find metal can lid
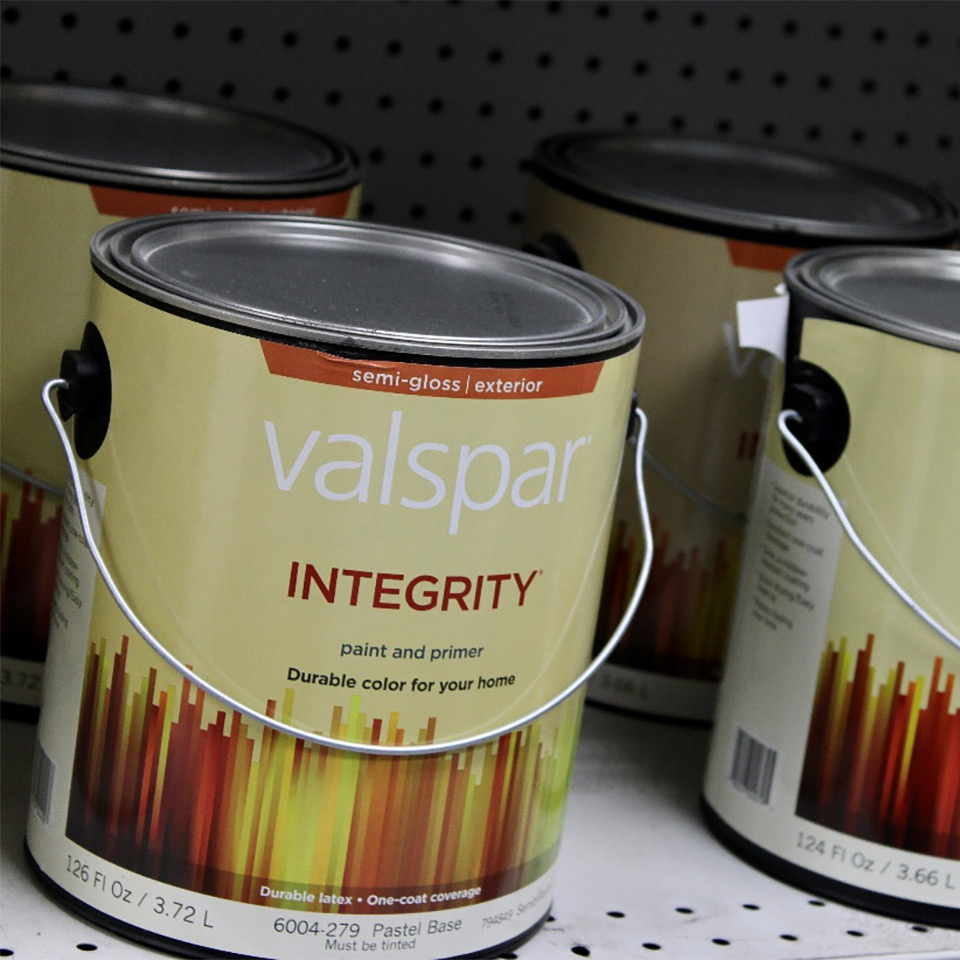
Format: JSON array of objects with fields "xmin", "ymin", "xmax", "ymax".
[
  {"xmin": 0, "ymin": 82, "xmax": 360, "ymax": 196},
  {"xmin": 785, "ymin": 247, "xmax": 960, "ymax": 351},
  {"xmin": 532, "ymin": 132, "xmax": 958, "ymax": 247},
  {"xmin": 92, "ymin": 214, "xmax": 644, "ymax": 360}
]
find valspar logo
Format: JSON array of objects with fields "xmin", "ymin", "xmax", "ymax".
[{"xmin": 265, "ymin": 411, "xmax": 591, "ymax": 534}]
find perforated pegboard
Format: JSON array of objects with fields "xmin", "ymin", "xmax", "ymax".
[{"xmin": 1, "ymin": 0, "xmax": 957, "ymax": 248}]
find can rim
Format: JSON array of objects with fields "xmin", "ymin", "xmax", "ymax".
[
  {"xmin": 784, "ymin": 246, "xmax": 960, "ymax": 351},
  {"xmin": 92, "ymin": 214, "xmax": 644, "ymax": 361},
  {"xmin": 0, "ymin": 82, "xmax": 361, "ymax": 197},
  {"xmin": 531, "ymin": 131, "xmax": 959, "ymax": 247}
]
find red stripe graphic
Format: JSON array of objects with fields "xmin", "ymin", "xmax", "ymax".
[
  {"xmin": 797, "ymin": 634, "xmax": 960, "ymax": 859},
  {"xmin": 90, "ymin": 185, "xmax": 354, "ymax": 218}
]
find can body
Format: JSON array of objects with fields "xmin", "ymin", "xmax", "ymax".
[
  {"xmin": 703, "ymin": 249, "xmax": 960, "ymax": 926},
  {"xmin": 27, "ymin": 216, "xmax": 642, "ymax": 957},
  {"xmin": 0, "ymin": 85, "xmax": 361, "ymax": 715},
  {"xmin": 525, "ymin": 133, "xmax": 958, "ymax": 721},
  {"xmin": 526, "ymin": 185, "xmax": 795, "ymax": 719}
]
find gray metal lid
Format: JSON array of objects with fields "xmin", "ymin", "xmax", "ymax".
[
  {"xmin": 532, "ymin": 132, "xmax": 958, "ymax": 247},
  {"xmin": 0, "ymin": 82, "xmax": 360, "ymax": 195},
  {"xmin": 92, "ymin": 214, "xmax": 643, "ymax": 360},
  {"xmin": 785, "ymin": 247, "xmax": 960, "ymax": 351}
]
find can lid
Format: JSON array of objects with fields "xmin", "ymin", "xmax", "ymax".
[
  {"xmin": 92, "ymin": 214, "xmax": 644, "ymax": 360},
  {"xmin": 532, "ymin": 132, "xmax": 958, "ymax": 247},
  {"xmin": 785, "ymin": 247, "xmax": 960, "ymax": 351},
  {"xmin": 0, "ymin": 82, "xmax": 360, "ymax": 196}
]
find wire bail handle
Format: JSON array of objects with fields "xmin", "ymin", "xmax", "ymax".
[
  {"xmin": 43, "ymin": 377, "xmax": 654, "ymax": 757},
  {"xmin": 778, "ymin": 409, "xmax": 959, "ymax": 653}
]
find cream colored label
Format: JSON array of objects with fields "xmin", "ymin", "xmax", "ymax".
[
  {"xmin": 76, "ymin": 276, "xmax": 639, "ymax": 743},
  {"xmin": 525, "ymin": 181, "xmax": 795, "ymax": 701},
  {"xmin": 0, "ymin": 165, "xmax": 360, "ymax": 695},
  {"xmin": 705, "ymin": 320, "xmax": 960, "ymax": 909}
]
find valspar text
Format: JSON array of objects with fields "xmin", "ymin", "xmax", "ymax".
[{"xmin": 265, "ymin": 411, "xmax": 592, "ymax": 534}]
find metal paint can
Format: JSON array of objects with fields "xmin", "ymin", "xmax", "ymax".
[
  {"xmin": 703, "ymin": 247, "xmax": 959, "ymax": 926},
  {"xmin": 524, "ymin": 132, "xmax": 958, "ymax": 721},
  {"xmin": 27, "ymin": 214, "xmax": 644, "ymax": 958},
  {"xmin": 0, "ymin": 82, "xmax": 361, "ymax": 716}
]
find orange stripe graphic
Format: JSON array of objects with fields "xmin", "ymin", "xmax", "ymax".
[{"xmin": 260, "ymin": 341, "xmax": 605, "ymax": 399}]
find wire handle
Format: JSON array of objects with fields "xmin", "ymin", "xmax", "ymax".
[
  {"xmin": 778, "ymin": 410, "xmax": 959, "ymax": 653},
  {"xmin": 43, "ymin": 377, "xmax": 654, "ymax": 756}
]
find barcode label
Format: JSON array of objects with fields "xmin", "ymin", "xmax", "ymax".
[
  {"xmin": 31, "ymin": 743, "xmax": 55, "ymax": 825},
  {"xmin": 730, "ymin": 727, "xmax": 777, "ymax": 806}
]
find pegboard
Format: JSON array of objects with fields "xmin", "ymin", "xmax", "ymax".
[{"xmin": 1, "ymin": 0, "xmax": 957, "ymax": 248}]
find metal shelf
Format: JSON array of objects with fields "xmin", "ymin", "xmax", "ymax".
[{"xmin": 3, "ymin": 710, "xmax": 957, "ymax": 959}]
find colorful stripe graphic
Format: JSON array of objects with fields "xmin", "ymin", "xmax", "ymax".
[
  {"xmin": 797, "ymin": 634, "xmax": 960, "ymax": 859},
  {"xmin": 1, "ymin": 477, "xmax": 63, "ymax": 659},
  {"xmin": 67, "ymin": 635, "xmax": 580, "ymax": 911},
  {"xmin": 596, "ymin": 517, "xmax": 740, "ymax": 680}
]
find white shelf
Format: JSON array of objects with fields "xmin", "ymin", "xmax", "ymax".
[{"xmin": 2, "ymin": 710, "xmax": 957, "ymax": 960}]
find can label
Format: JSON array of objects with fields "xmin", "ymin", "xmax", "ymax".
[
  {"xmin": 704, "ymin": 318, "xmax": 960, "ymax": 909},
  {"xmin": 28, "ymin": 276, "xmax": 639, "ymax": 955},
  {"xmin": 0, "ymin": 168, "xmax": 361, "ymax": 707},
  {"xmin": 525, "ymin": 180, "xmax": 798, "ymax": 717}
]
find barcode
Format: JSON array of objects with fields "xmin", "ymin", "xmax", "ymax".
[
  {"xmin": 730, "ymin": 727, "xmax": 777, "ymax": 806},
  {"xmin": 31, "ymin": 743, "xmax": 55, "ymax": 825}
]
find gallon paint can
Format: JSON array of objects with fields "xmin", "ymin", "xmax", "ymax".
[
  {"xmin": 703, "ymin": 247, "xmax": 960, "ymax": 927},
  {"xmin": 0, "ymin": 82, "xmax": 361, "ymax": 717},
  {"xmin": 27, "ymin": 214, "xmax": 644, "ymax": 958},
  {"xmin": 524, "ymin": 132, "xmax": 958, "ymax": 721}
]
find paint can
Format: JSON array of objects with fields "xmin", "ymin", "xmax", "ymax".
[
  {"xmin": 0, "ymin": 82, "xmax": 361, "ymax": 717},
  {"xmin": 703, "ymin": 247, "xmax": 960, "ymax": 927},
  {"xmin": 524, "ymin": 132, "xmax": 958, "ymax": 721},
  {"xmin": 27, "ymin": 214, "xmax": 645, "ymax": 958}
]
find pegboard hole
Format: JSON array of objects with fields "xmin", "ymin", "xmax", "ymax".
[
  {"xmin": 282, "ymin": 31, "xmax": 298, "ymax": 47},
  {"xmin": 219, "ymin": 82, "xmax": 236, "ymax": 99},
  {"xmin": 172, "ymin": 22, "xmax": 189, "ymax": 38},
  {"xmin": 273, "ymin": 87, "xmax": 290, "ymax": 102},
  {"xmin": 335, "ymin": 35, "xmax": 351, "ymax": 52},
  {"xmin": 0, "ymin": 949, "xmax": 13, "ymax": 957},
  {"xmin": 675, "ymin": 907, "xmax": 695, "ymax": 914},
  {"xmin": 109, "ymin": 74, "xmax": 126, "ymax": 88},
  {"xmin": 228, "ymin": 26, "xmax": 245, "ymax": 43},
  {"xmin": 2, "ymin": 6, "xmax": 19, "ymax": 23},
  {"xmin": 780, "ymin": 934, "xmax": 799, "ymax": 941},
  {"xmin": 912, "ymin": 925, "xmax": 930, "ymax": 933},
  {"xmin": 690, "ymin": 11, "xmax": 707, "ymax": 27},
  {"xmin": 808, "ymin": 900, "xmax": 827, "ymax": 907},
  {"xmin": 606, "ymin": 910, "xmax": 625, "ymax": 918},
  {"xmin": 571, "ymin": 947, "xmax": 591, "ymax": 958},
  {"xmin": 741, "ymin": 904, "xmax": 760, "ymax": 911},
  {"xmin": 712, "ymin": 939, "xmax": 731, "ymax": 947},
  {"xmin": 782, "ymin": 19, "xmax": 799, "ymax": 35},
  {"xmin": 76, "ymin": 946, "xmax": 98, "ymax": 953},
  {"xmin": 117, "ymin": 17, "xmax": 134, "ymax": 34},
  {"xmin": 53, "ymin": 69, "xmax": 70, "ymax": 82},
  {"xmin": 165, "ymin": 78, "xmax": 181, "ymax": 94},
  {"xmin": 846, "ymin": 930, "xmax": 865, "ymax": 938},
  {"xmin": 643, "ymin": 945, "xmax": 662, "ymax": 952},
  {"xmin": 60, "ymin": 12, "xmax": 77, "ymax": 28}
]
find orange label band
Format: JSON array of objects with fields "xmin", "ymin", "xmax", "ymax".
[
  {"xmin": 90, "ymin": 184, "xmax": 354, "ymax": 218},
  {"xmin": 260, "ymin": 341, "xmax": 604, "ymax": 399}
]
